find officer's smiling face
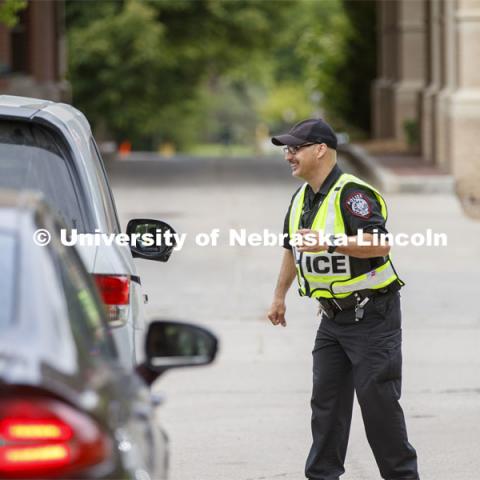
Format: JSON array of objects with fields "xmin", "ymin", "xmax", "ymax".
[{"xmin": 285, "ymin": 144, "xmax": 322, "ymax": 180}]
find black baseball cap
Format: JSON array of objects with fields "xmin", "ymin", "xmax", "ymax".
[{"xmin": 271, "ymin": 118, "xmax": 338, "ymax": 150}]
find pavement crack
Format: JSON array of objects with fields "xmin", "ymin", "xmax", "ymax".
[
  {"xmin": 243, "ymin": 473, "xmax": 299, "ymax": 480},
  {"xmin": 439, "ymin": 387, "xmax": 480, "ymax": 394}
]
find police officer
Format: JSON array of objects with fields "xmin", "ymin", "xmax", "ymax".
[{"xmin": 267, "ymin": 119, "xmax": 419, "ymax": 480}]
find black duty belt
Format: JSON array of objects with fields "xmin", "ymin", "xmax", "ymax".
[{"xmin": 317, "ymin": 282, "xmax": 400, "ymax": 322}]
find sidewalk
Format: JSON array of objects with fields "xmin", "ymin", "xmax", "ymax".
[{"xmin": 338, "ymin": 143, "xmax": 454, "ymax": 194}]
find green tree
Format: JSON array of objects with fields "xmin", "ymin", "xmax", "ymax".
[
  {"xmin": 262, "ymin": 0, "xmax": 376, "ymax": 136},
  {"xmin": 66, "ymin": 0, "xmax": 376, "ymax": 148},
  {"xmin": 68, "ymin": 1, "xmax": 170, "ymax": 145},
  {"xmin": 258, "ymin": 83, "xmax": 314, "ymax": 132},
  {"xmin": 0, "ymin": 0, "xmax": 26, "ymax": 27},
  {"xmin": 337, "ymin": 0, "xmax": 377, "ymax": 134},
  {"xmin": 258, "ymin": 0, "xmax": 350, "ymax": 132},
  {"xmin": 67, "ymin": 0, "xmax": 292, "ymax": 148}
]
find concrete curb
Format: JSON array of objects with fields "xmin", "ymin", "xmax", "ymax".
[{"xmin": 338, "ymin": 143, "xmax": 455, "ymax": 194}]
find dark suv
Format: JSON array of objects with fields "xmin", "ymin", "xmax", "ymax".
[{"xmin": 0, "ymin": 191, "xmax": 217, "ymax": 479}]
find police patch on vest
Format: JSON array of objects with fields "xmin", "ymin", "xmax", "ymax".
[{"xmin": 344, "ymin": 191, "xmax": 372, "ymax": 218}]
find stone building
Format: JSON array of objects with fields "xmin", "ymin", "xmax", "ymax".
[
  {"xmin": 0, "ymin": 0, "xmax": 68, "ymax": 101},
  {"xmin": 372, "ymin": 0, "xmax": 480, "ymax": 214}
]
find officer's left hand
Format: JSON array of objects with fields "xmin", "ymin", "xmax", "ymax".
[{"xmin": 296, "ymin": 229, "xmax": 329, "ymax": 253}]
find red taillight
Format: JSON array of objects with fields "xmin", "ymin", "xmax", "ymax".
[
  {"xmin": 94, "ymin": 275, "xmax": 130, "ymax": 327},
  {"xmin": 94, "ymin": 275, "xmax": 130, "ymax": 305},
  {"xmin": 0, "ymin": 397, "xmax": 111, "ymax": 479},
  {"xmin": 0, "ymin": 419, "xmax": 72, "ymax": 442}
]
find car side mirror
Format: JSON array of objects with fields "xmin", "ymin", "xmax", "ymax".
[
  {"xmin": 126, "ymin": 219, "xmax": 176, "ymax": 262},
  {"xmin": 136, "ymin": 320, "xmax": 218, "ymax": 385}
]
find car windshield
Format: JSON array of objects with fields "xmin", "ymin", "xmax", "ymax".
[
  {"xmin": 0, "ymin": 231, "xmax": 16, "ymax": 327},
  {"xmin": 0, "ymin": 121, "xmax": 86, "ymax": 231}
]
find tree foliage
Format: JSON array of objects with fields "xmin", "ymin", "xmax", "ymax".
[
  {"xmin": 66, "ymin": 0, "xmax": 292, "ymax": 147},
  {"xmin": 68, "ymin": 1, "xmax": 170, "ymax": 144},
  {"xmin": 338, "ymin": 0, "xmax": 377, "ymax": 134},
  {"xmin": 66, "ymin": 0, "xmax": 376, "ymax": 148},
  {"xmin": 0, "ymin": 0, "xmax": 26, "ymax": 27},
  {"xmin": 263, "ymin": 0, "xmax": 376, "ymax": 136},
  {"xmin": 260, "ymin": 0, "xmax": 351, "ymax": 132}
]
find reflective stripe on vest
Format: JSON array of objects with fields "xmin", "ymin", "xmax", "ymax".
[
  {"xmin": 288, "ymin": 173, "xmax": 400, "ymax": 299},
  {"xmin": 289, "ymin": 184, "xmax": 308, "ymax": 293}
]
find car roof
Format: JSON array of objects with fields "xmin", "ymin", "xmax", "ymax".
[
  {"xmin": 0, "ymin": 95, "xmax": 118, "ymax": 233},
  {"xmin": 0, "ymin": 95, "xmax": 52, "ymax": 110},
  {"xmin": 0, "ymin": 95, "xmax": 91, "ymax": 136}
]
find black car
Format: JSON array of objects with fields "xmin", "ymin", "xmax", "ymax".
[{"xmin": 0, "ymin": 191, "xmax": 218, "ymax": 479}]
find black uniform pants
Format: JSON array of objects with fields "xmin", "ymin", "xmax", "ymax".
[{"xmin": 305, "ymin": 291, "xmax": 419, "ymax": 480}]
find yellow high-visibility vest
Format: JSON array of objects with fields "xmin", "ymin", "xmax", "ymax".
[{"xmin": 288, "ymin": 173, "xmax": 401, "ymax": 299}]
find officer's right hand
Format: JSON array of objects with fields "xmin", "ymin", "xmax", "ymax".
[{"xmin": 267, "ymin": 299, "xmax": 287, "ymax": 327}]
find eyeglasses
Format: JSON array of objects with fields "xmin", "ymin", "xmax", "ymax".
[{"xmin": 282, "ymin": 143, "xmax": 316, "ymax": 155}]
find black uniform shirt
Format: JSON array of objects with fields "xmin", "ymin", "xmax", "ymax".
[{"xmin": 282, "ymin": 164, "xmax": 389, "ymax": 277}]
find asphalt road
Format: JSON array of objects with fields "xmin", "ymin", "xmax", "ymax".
[{"xmin": 108, "ymin": 153, "xmax": 480, "ymax": 480}]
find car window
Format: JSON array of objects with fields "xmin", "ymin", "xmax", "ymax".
[
  {"xmin": 47, "ymin": 224, "xmax": 118, "ymax": 362},
  {"xmin": 0, "ymin": 121, "xmax": 87, "ymax": 232},
  {"xmin": 89, "ymin": 139, "xmax": 120, "ymax": 234},
  {"xmin": 0, "ymin": 231, "xmax": 16, "ymax": 328}
]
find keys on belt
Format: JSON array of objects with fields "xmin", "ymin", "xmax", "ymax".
[
  {"xmin": 317, "ymin": 293, "xmax": 371, "ymax": 322},
  {"xmin": 317, "ymin": 284, "xmax": 399, "ymax": 322},
  {"xmin": 354, "ymin": 296, "xmax": 370, "ymax": 321}
]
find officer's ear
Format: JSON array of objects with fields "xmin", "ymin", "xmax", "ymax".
[{"xmin": 316, "ymin": 143, "xmax": 328, "ymax": 159}]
